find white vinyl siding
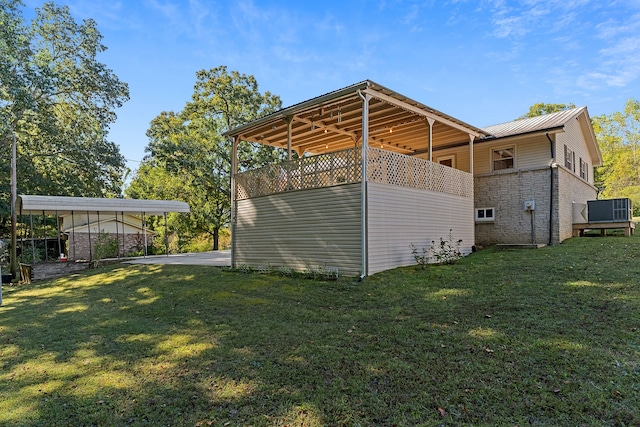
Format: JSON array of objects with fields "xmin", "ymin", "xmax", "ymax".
[
  {"xmin": 367, "ymin": 182, "xmax": 475, "ymax": 275},
  {"xmin": 557, "ymin": 117, "xmax": 593, "ymax": 184},
  {"xmin": 235, "ymin": 184, "xmax": 362, "ymax": 276},
  {"xmin": 474, "ymin": 136, "xmax": 551, "ymax": 175}
]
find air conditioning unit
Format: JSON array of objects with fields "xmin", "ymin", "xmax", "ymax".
[{"xmin": 587, "ymin": 198, "xmax": 632, "ymax": 222}]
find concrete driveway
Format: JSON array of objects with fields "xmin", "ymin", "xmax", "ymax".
[{"xmin": 125, "ymin": 250, "xmax": 231, "ymax": 266}]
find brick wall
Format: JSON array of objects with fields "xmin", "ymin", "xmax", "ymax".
[
  {"xmin": 474, "ymin": 166, "xmax": 597, "ymax": 246},
  {"xmin": 557, "ymin": 167, "xmax": 598, "ymax": 241},
  {"xmin": 474, "ymin": 167, "xmax": 553, "ymax": 245}
]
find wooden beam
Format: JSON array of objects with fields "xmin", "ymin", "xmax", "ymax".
[
  {"xmin": 362, "ymin": 88, "xmax": 482, "ymax": 137},
  {"xmin": 292, "ymin": 116, "xmax": 357, "ymax": 141}
]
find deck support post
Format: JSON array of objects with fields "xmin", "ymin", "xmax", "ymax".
[
  {"xmin": 286, "ymin": 116, "xmax": 293, "ymax": 161},
  {"xmin": 358, "ymin": 90, "xmax": 371, "ymax": 277},
  {"xmin": 230, "ymin": 136, "xmax": 239, "ymax": 269},
  {"xmin": 427, "ymin": 117, "xmax": 435, "ymax": 162},
  {"xmin": 469, "ymin": 134, "xmax": 475, "ymax": 176}
]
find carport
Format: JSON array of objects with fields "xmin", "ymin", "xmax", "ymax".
[{"xmin": 16, "ymin": 195, "xmax": 190, "ymax": 266}]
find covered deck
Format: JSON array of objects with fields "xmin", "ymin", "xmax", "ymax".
[{"xmin": 225, "ymin": 81, "xmax": 489, "ymax": 276}]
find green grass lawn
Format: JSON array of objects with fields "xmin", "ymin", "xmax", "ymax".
[{"xmin": 1, "ymin": 236, "xmax": 639, "ymax": 426}]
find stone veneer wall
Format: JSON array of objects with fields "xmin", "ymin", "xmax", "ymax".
[
  {"xmin": 474, "ymin": 166, "xmax": 598, "ymax": 246},
  {"xmin": 67, "ymin": 232, "xmax": 152, "ymax": 261},
  {"xmin": 474, "ymin": 167, "xmax": 555, "ymax": 246}
]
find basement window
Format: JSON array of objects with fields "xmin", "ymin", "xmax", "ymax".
[{"xmin": 475, "ymin": 207, "xmax": 495, "ymax": 223}]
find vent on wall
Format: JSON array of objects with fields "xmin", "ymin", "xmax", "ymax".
[
  {"xmin": 572, "ymin": 202, "xmax": 587, "ymax": 224},
  {"xmin": 587, "ymin": 199, "xmax": 632, "ymax": 222}
]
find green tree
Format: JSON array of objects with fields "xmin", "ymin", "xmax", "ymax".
[
  {"xmin": 1, "ymin": 0, "xmax": 129, "ymax": 216},
  {"xmin": 127, "ymin": 66, "xmax": 284, "ymax": 250},
  {"xmin": 518, "ymin": 102, "xmax": 576, "ymax": 119},
  {"xmin": 593, "ymin": 99, "xmax": 640, "ymax": 216}
]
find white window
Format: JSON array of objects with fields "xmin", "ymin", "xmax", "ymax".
[
  {"xmin": 564, "ymin": 145, "xmax": 575, "ymax": 172},
  {"xmin": 475, "ymin": 207, "xmax": 495, "ymax": 223},
  {"xmin": 492, "ymin": 147, "xmax": 514, "ymax": 171},
  {"xmin": 437, "ymin": 155, "xmax": 456, "ymax": 168},
  {"xmin": 580, "ymin": 158, "xmax": 589, "ymax": 181}
]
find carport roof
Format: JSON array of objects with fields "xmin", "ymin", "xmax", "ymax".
[{"xmin": 17, "ymin": 195, "xmax": 190, "ymax": 216}]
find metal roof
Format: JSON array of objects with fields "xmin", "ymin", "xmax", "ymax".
[
  {"xmin": 17, "ymin": 195, "xmax": 190, "ymax": 215},
  {"xmin": 480, "ymin": 107, "xmax": 602, "ymax": 166},
  {"xmin": 481, "ymin": 107, "xmax": 586, "ymax": 138}
]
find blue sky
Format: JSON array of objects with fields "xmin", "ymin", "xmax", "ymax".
[{"xmin": 23, "ymin": 0, "xmax": 640, "ymax": 174}]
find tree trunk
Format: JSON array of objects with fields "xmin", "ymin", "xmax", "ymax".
[{"xmin": 212, "ymin": 227, "xmax": 219, "ymax": 251}]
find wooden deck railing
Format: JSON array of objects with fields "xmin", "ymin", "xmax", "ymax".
[{"xmin": 235, "ymin": 147, "xmax": 473, "ymax": 200}]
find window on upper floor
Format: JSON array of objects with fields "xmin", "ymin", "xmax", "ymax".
[
  {"xmin": 437, "ymin": 155, "xmax": 456, "ymax": 168},
  {"xmin": 564, "ymin": 145, "xmax": 575, "ymax": 172},
  {"xmin": 492, "ymin": 147, "xmax": 514, "ymax": 171},
  {"xmin": 580, "ymin": 157, "xmax": 589, "ymax": 181}
]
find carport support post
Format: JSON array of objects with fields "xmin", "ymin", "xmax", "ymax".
[
  {"xmin": 56, "ymin": 210, "xmax": 62, "ymax": 260},
  {"xmin": 230, "ymin": 136, "xmax": 239, "ymax": 269},
  {"xmin": 42, "ymin": 210, "xmax": 47, "ymax": 262},
  {"xmin": 164, "ymin": 212, "xmax": 169, "ymax": 256},
  {"xmin": 120, "ymin": 211, "xmax": 125, "ymax": 258},
  {"xmin": 87, "ymin": 211, "xmax": 93, "ymax": 261},
  {"xmin": 142, "ymin": 212, "xmax": 147, "ymax": 257},
  {"xmin": 29, "ymin": 212, "xmax": 35, "ymax": 264},
  {"xmin": 71, "ymin": 211, "xmax": 76, "ymax": 261}
]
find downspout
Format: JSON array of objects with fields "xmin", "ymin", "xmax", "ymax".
[
  {"xmin": 357, "ymin": 89, "xmax": 370, "ymax": 279},
  {"xmin": 546, "ymin": 132, "xmax": 555, "ymax": 246}
]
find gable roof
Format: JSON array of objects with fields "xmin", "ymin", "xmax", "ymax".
[
  {"xmin": 481, "ymin": 107, "xmax": 603, "ymax": 166},
  {"xmin": 61, "ymin": 216, "xmax": 156, "ymax": 235}
]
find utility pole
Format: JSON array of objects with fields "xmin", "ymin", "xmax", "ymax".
[{"xmin": 10, "ymin": 131, "xmax": 17, "ymax": 279}]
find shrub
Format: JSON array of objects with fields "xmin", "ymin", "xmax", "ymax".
[
  {"xmin": 93, "ymin": 232, "xmax": 118, "ymax": 264},
  {"xmin": 430, "ymin": 229, "xmax": 463, "ymax": 265},
  {"xmin": 410, "ymin": 243, "xmax": 430, "ymax": 269},
  {"xmin": 411, "ymin": 229, "xmax": 463, "ymax": 267}
]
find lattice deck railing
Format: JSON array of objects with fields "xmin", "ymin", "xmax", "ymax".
[
  {"xmin": 367, "ymin": 148, "xmax": 473, "ymax": 198},
  {"xmin": 235, "ymin": 147, "xmax": 473, "ymax": 200}
]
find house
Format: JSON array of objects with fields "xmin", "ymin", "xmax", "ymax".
[
  {"xmin": 471, "ymin": 107, "xmax": 602, "ymax": 246},
  {"xmin": 61, "ymin": 213, "xmax": 155, "ymax": 260},
  {"xmin": 224, "ymin": 81, "xmax": 602, "ymax": 276}
]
